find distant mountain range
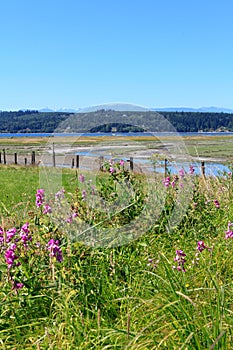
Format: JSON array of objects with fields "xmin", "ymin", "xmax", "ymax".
[
  {"xmin": 153, "ymin": 106, "xmax": 233, "ymax": 113},
  {"xmin": 38, "ymin": 103, "xmax": 233, "ymax": 114}
]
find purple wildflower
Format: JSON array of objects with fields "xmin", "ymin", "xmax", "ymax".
[
  {"xmin": 173, "ymin": 249, "xmax": 186, "ymax": 272},
  {"xmin": 55, "ymin": 189, "xmax": 65, "ymax": 199},
  {"xmin": 179, "ymin": 168, "xmax": 185, "ymax": 178},
  {"xmin": 5, "ymin": 246, "xmax": 18, "ymax": 269},
  {"xmin": 43, "ymin": 204, "xmax": 52, "ymax": 214},
  {"xmin": 171, "ymin": 175, "xmax": 178, "ymax": 188},
  {"xmin": 9, "ymin": 242, "xmax": 17, "ymax": 250},
  {"xmin": 225, "ymin": 222, "xmax": 233, "ymax": 239},
  {"xmin": 79, "ymin": 174, "xmax": 85, "ymax": 183},
  {"xmin": 189, "ymin": 165, "xmax": 195, "ymax": 175},
  {"xmin": 6, "ymin": 228, "xmax": 17, "ymax": 243},
  {"xmin": 213, "ymin": 199, "xmax": 220, "ymax": 209},
  {"xmin": 197, "ymin": 240, "xmax": 207, "ymax": 252},
  {"xmin": 66, "ymin": 216, "xmax": 72, "ymax": 224},
  {"xmin": 47, "ymin": 239, "xmax": 63, "ymax": 262},
  {"xmin": 109, "ymin": 167, "xmax": 115, "ymax": 174},
  {"xmin": 193, "ymin": 240, "xmax": 212, "ymax": 265},
  {"xmin": 21, "ymin": 223, "xmax": 29, "ymax": 234},
  {"xmin": 119, "ymin": 159, "xmax": 124, "ymax": 166},
  {"xmin": 36, "ymin": 189, "xmax": 45, "ymax": 208},
  {"xmin": 82, "ymin": 190, "xmax": 87, "ymax": 199},
  {"xmin": 0, "ymin": 227, "xmax": 4, "ymax": 245},
  {"xmin": 66, "ymin": 212, "xmax": 77, "ymax": 224},
  {"xmin": 12, "ymin": 281, "xmax": 24, "ymax": 290},
  {"xmin": 162, "ymin": 176, "xmax": 171, "ymax": 188},
  {"xmin": 20, "ymin": 223, "xmax": 31, "ymax": 244}
]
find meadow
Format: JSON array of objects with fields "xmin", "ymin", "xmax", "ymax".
[{"xmin": 0, "ymin": 157, "xmax": 233, "ymax": 349}]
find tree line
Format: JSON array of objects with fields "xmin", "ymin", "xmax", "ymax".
[{"xmin": 0, "ymin": 110, "xmax": 233, "ymax": 133}]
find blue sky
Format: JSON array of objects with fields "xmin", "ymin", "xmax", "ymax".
[{"xmin": 1, "ymin": 0, "xmax": 233, "ymax": 110}]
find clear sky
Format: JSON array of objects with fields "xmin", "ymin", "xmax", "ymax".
[{"xmin": 1, "ymin": 0, "xmax": 233, "ymax": 110}]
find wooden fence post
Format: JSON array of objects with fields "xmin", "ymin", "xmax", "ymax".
[
  {"xmin": 129, "ymin": 157, "xmax": 134, "ymax": 171},
  {"xmin": 25, "ymin": 158, "xmax": 27, "ymax": 166},
  {"xmin": 164, "ymin": 158, "xmax": 167, "ymax": 177},
  {"xmin": 14, "ymin": 153, "xmax": 17, "ymax": 165},
  {"xmin": 3, "ymin": 149, "xmax": 6, "ymax": 164},
  {"xmin": 201, "ymin": 161, "xmax": 205, "ymax": 177},
  {"xmin": 99, "ymin": 156, "xmax": 104, "ymax": 171},
  {"xmin": 71, "ymin": 158, "xmax": 74, "ymax": 168},
  {"xmin": 31, "ymin": 151, "xmax": 35, "ymax": 165},
  {"xmin": 76, "ymin": 155, "xmax": 79, "ymax": 168},
  {"xmin": 52, "ymin": 143, "xmax": 56, "ymax": 167}
]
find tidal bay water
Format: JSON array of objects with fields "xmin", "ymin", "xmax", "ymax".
[{"xmin": 1, "ymin": 131, "xmax": 233, "ymax": 138}]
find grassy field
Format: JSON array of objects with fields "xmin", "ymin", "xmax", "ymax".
[{"xmin": 0, "ymin": 162, "xmax": 233, "ymax": 348}]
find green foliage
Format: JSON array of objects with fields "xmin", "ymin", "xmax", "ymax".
[{"xmin": 1, "ymin": 165, "xmax": 233, "ymax": 348}]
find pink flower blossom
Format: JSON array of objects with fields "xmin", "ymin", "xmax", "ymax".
[
  {"xmin": 36, "ymin": 189, "xmax": 45, "ymax": 207},
  {"xmin": 20, "ymin": 223, "xmax": 31, "ymax": 244},
  {"xmin": 225, "ymin": 222, "xmax": 233, "ymax": 239},
  {"xmin": 55, "ymin": 189, "xmax": 65, "ymax": 199},
  {"xmin": 5, "ymin": 246, "xmax": 18, "ymax": 269},
  {"xmin": 13, "ymin": 281, "xmax": 24, "ymax": 290},
  {"xmin": 43, "ymin": 204, "xmax": 52, "ymax": 214},
  {"xmin": 79, "ymin": 174, "xmax": 85, "ymax": 183},
  {"xmin": 21, "ymin": 223, "xmax": 29, "ymax": 234},
  {"xmin": 6, "ymin": 228, "xmax": 17, "ymax": 243},
  {"xmin": 173, "ymin": 249, "xmax": 186, "ymax": 272},
  {"xmin": 66, "ymin": 212, "xmax": 78, "ymax": 224},
  {"xmin": 197, "ymin": 240, "xmax": 209, "ymax": 252},
  {"xmin": 179, "ymin": 168, "xmax": 185, "ymax": 178},
  {"xmin": 162, "ymin": 176, "xmax": 171, "ymax": 188},
  {"xmin": 47, "ymin": 239, "xmax": 63, "ymax": 262},
  {"xmin": 189, "ymin": 165, "xmax": 195, "ymax": 175}
]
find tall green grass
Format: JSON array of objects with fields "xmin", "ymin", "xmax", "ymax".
[{"xmin": 0, "ymin": 164, "xmax": 233, "ymax": 348}]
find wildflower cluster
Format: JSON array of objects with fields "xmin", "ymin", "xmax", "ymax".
[
  {"xmin": 193, "ymin": 240, "xmax": 212, "ymax": 265},
  {"xmin": 37, "ymin": 187, "xmax": 78, "ymax": 225},
  {"xmin": 162, "ymin": 166, "xmax": 195, "ymax": 189},
  {"xmin": 100, "ymin": 159, "xmax": 126, "ymax": 178},
  {"xmin": 36, "ymin": 189, "xmax": 44, "ymax": 207},
  {"xmin": 0, "ymin": 223, "xmax": 32, "ymax": 289},
  {"xmin": 0, "ymin": 189, "xmax": 67, "ymax": 291},
  {"xmin": 225, "ymin": 222, "xmax": 233, "ymax": 239},
  {"xmin": 173, "ymin": 249, "xmax": 187, "ymax": 272},
  {"xmin": 189, "ymin": 165, "xmax": 195, "ymax": 175},
  {"xmin": 172, "ymin": 240, "xmax": 212, "ymax": 272},
  {"xmin": 162, "ymin": 175, "xmax": 179, "ymax": 188},
  {"xmin": 47, "ymin": 239, "xmax": 63, "ymax": 262},
  {"xmin": 213, "ymin": 199, "xmax": 220, "ymax": 209},
  {"xmin": 36, "ymin": 189, "xmax": 52, "ymax": 214}
]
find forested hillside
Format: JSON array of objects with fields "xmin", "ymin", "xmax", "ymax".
[
  {"xmin": 0, "ymin": 110, "xmax": 69, "ymax": 133},
  {"xmin": 0, "ymin": 109, "xmax": 233, "ymax": 133}
]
